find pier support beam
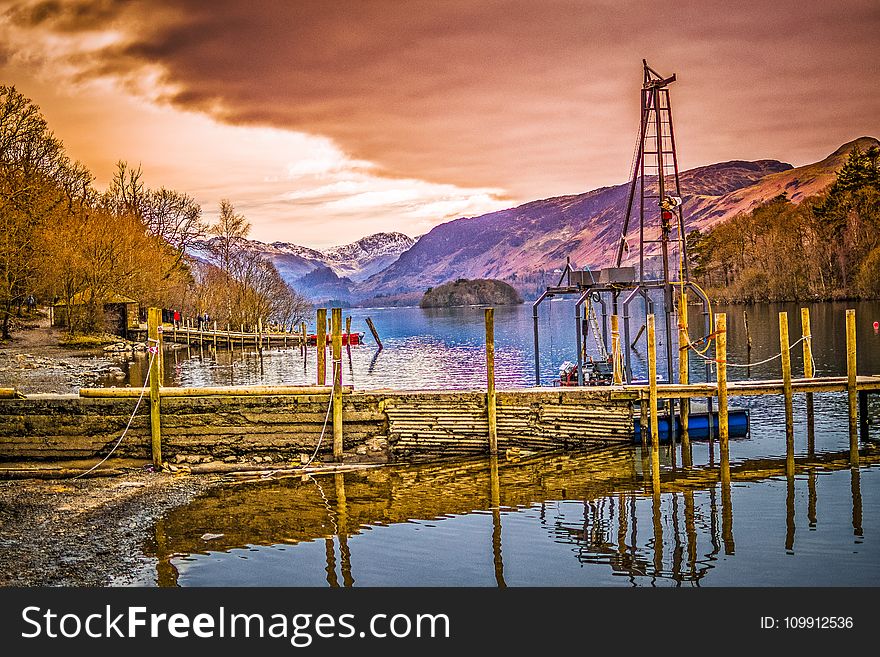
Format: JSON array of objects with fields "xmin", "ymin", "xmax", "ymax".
[
  {"xmin": 801, "ymin": 307, "xmax": 815, "ymax": 450},
  {"xmin": 647, "ymin": 314, "xmax": 660, "ymax": 492},
  {"xmin": 332, "ymin": 308, "xmax": 343, "ymax": 461},
  {"xmin": 716, "ymin": 313, "xmax": 729, "ymax": 463},
  {"xmin": 317, "ymin": 308, "xmax": 327, "ymax": 386},
  {"xmin": 679, "ymin": 290, "xmax": 691, "ymax": 465},
  {"xmin": 147, "ymin": 307, "xmax": 162, "ymax": 468},
  {"xmin": 485, "ymin": 308, "xmax": 498, "ymax": 455},
  {"xmin": 779, "ymin": 312, "xmax": 794, "ymax": 467},
  {"xmin": 847, "ymin": 308, "xmax": 858, "ymax": 465}
]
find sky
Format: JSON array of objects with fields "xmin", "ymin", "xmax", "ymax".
[{"xmin": 1, "ymin": 0, "xmax": 878, "ymax": 248}]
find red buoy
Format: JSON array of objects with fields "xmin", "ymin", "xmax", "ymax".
[{"xmin": 874, "ymin": 321, "xmax": 879, "ymax": 333}]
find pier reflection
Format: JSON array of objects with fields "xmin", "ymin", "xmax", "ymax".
[{"xmin": 150, "ymin": 443, "xmax": 878, "ymax": 587}]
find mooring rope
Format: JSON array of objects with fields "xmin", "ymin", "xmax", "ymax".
[
  {"xmin": 71, "ymin": 345, "xmax": 158, "ymax": 480},
  {"xmin": 302, "ymin": 358, "xmax": 340, "ymax": 468},
  {"xmin": 684, "ymin": 331, "xmax": 811, "ymax": 369}
]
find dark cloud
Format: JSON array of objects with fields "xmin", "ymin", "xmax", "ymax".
[
  {"xmin": 5, "ymin": 0, "xmax": 130, "ymax": 32},
  {"xmin": 7, "ymin": 0, "xmax": 880, "ymax": 198}
]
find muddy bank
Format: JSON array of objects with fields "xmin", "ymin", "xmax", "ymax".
[{"xmin": 0, "ymin": 462, "xmax": 221, "ymax": 586}]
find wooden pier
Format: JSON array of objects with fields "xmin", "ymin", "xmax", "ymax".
[
  {"xmin": 128, "ymin": 321, "xmax": 305, "ymax": 351},
  {"xmin": 0, "ymin": 306, "xmax": 877, "ymax": 486}
]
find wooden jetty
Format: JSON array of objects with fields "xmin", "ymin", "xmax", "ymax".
[
  {"xmin": 0, "ymin": 306, "xmax": 877, "ymax": 490},
  {"xmin": 128, "ymin": 320, "xmax": 305, "ymax": 351}
]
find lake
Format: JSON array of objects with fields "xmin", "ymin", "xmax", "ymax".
[{"xmin": 129, "ymin": 300, "xmax": 880, "ymax": 586}]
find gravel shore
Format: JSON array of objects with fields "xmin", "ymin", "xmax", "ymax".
[
  {"xmin": 0, "ymin": 464, "xmax": 221, "ymax": 586},
  {"xmin": 1, "ymin": 314, "xmax": 220, "ymax": 586}
]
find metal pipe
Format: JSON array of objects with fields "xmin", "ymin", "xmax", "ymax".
[
  {"xmin": 621, "ymin": 287, "xmax": 643, "ymax": 383},
  {"xmin": 532, "ymin": 291, "xmax": 549, "ymax": 386},
  {"xmin": 574, "ymin": 290, "xmax": 592, "ymax": 386}
]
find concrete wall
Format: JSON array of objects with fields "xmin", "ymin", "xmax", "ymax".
[{"xmin": 0, "ymin": 388, "xmax": 634, "ymax": 464}]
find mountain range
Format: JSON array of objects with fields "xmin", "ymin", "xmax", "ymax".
[{"xmin": 230, "ymin": 136, "xmax": 878, "ymax": 304}]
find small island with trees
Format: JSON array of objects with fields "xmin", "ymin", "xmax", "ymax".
[{"xmin": 420, "ymin": 278, "xmax": 523, "ymax": 308}]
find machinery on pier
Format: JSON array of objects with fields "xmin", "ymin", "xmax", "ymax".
[{"xmin": 533, "ymin": 60, "xmax": 711, "ymax": 386}]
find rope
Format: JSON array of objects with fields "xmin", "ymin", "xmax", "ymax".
[
  {"xmin": 684, "ymin": 331, "xmax": 810, "ymax": 368},
  {"xmin": 71, "ymin": 347, "xmax": 157, "ymax": 480},
  {"xmin": 302, "ymin": 358, "xmax": 339, "ymax": 467}
]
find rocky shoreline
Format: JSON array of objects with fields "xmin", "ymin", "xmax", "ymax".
[{"xmin": 0, "ymin": 315, "xmax": 140, "ymax": 394}]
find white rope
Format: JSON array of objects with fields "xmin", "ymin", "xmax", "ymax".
[
  {"xmin": 685, "ymin": 334, "xmax": 810, "ymax": 369},
  {"xmin": 71, "ymin": 347, "xmax": 157, "ymax": 480},
  {"xmin": 302, "ymin": 358, "xmax": 339, "ymax": 467}
]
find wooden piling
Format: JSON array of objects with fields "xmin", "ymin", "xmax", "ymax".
[
  {"xmin": 678, "ymin": 290, "xmax": 690, "ymax": 460},
  {"xmin": 610, "ymin": 314, "xmax": 622, "ymax": 384},
  {"xmin": 157, "ymin": 319, "xmax": 165, "ymax": 382},
  {"xmin": 317, "ymin": 308, "xmax": 327, "ymax": 385},
  {"xmin": 485, "ymin": 308, "xmax": 498, "ymax": 455},
  {"xmin": 647, "ymin": 314, "xmax": 660, "ymax": 450},
  {"xmin": 846, "ymin": 308, "xmax": 858, "ymax": 462},
  {"xmin": 716, "ymin": 313, "xmax": 729, "ymax": 461},
  {"xmin": 331, "ymin": 308, "xmax": 343, "ymax": 461},
  {"xmin": 365, "ymin": 316, "xmax": 383, "ymax": 350},
  {"xmin": 147, "ymin": 307, "xmax": 162, "ymax": 468},
  {"xmin": 779, "ymin": 311, "xmax": 794, "ymax": 465},
  {"xmin": 801, "ymin": 307, "xmax": 815, "ymax": 448},
  {"xmin": 212, "ymin": 320, "xmax": 217, "ymax": 350},
  {"xmin": 743, "ymin": 309, "xmax": 752, "ymax": 353}
]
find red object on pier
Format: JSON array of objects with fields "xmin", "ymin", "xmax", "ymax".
[{"xmin": 307, "ymin": 332, "xmax": 364, "ymax": 346}]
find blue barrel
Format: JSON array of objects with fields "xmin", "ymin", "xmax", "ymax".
[{"xmin": 633, "ymin": 409, "xmax": 749, "ymax": 443}]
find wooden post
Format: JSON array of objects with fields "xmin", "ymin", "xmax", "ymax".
[
  {"xmin": 743, "ymin": 309, "xmax": 752, "ymax": 353},
  {"xmin": 186, "ymin": 319, "xmax": 190, "ymax": 347},
  {"xmin": 716, "ymin": 313, "xmax": 728, "ymax": 461},
  {"xmin": 331, "ymin": 308, "xmax": 343, "ymax": 461},
  {"xmin": 256, "ymin": 317, "xmax": 261, "ymax": 351},
  {"xmin": 147, "ymin": 307, "xmax": 162, "ymax": 468},
  {"xmin": 157, "ymin": 318, "xmax": 165, "ymax": 382},
  {"xmin": 647, "ymin": 314, "xmax": 660, "ymax": 453},
  {"xmin": 779, "ymin": 312, "xmax": 794, "ymax": 464},
  {"xmin": 801, "ymin": 307, "xmax": 814, "ymax": 449},
  {"xmin": 317, "ymin": 308, "xmax": 327, "ymax": 385},
  {"xmin": 365, "ymin": 316, "xmax": 383, "ymax": 349},
  {"xmin": 213, "ymin": 320, "xmax": 217, "ymax": 350},
  {"xmin": 846, "ymin": 308, "xmax": 858, "ymax": 462},
  {"xmin": 266, "ymin": 319, "xmax": 271, "ymax": 350},
  {"xmin": 226, "ymin": 324, "xmax": 231, "ymax": 350},
  {"xmin": 610, "ymin": 314, "xmax": 622, "ymax": 384},
  {"xmin": 485, "ymin": 308, "xmax": 498, "ymax": 455},
  {"xmin": 345, "ymin": 316, "xmax": 352, "ymax": 346},
  {"xmin": 678, "ymin": 290, "xmax": 691, "ymax": 462}
]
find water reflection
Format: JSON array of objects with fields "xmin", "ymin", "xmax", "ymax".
[{"xmin": 148, "ymin": 443, "xmax": 879, "ymax": 587}]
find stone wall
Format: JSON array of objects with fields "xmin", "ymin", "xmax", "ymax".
[{"xmin": 0, "ymin": 388, "xmax": 634, "ymax": 464}]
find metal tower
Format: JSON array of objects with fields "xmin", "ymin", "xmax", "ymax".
[{"xmin": 615, "ymin": 60, "xmax": 690, "ymax": 382}]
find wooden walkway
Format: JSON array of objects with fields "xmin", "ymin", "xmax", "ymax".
[{"xmin": 128, "ymin": 325, "xmax": 304, "ymax": 349}]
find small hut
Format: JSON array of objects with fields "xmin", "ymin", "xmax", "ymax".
[{"xmin": 52, "ymin": 291, "xmax": 140, "ymax": 337}]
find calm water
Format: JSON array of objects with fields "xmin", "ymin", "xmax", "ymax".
[{"xmin": 134, "ymin": 300, "xmax": 880, "ymax": 586}]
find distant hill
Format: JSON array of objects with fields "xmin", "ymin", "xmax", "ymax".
[
  {"xmin": 354, "ymin": 137, "xmax": 877, "ymax": 300},
  {"xmin": 420, "ymin": 279, "xmax": 523, "ymax": 308}
]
